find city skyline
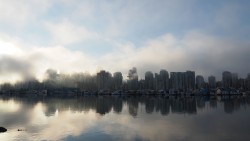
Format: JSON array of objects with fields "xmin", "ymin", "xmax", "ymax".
[
  {"xmin": 0, "ymin": 0, "xmax": 250, "ymax": 84},
  {"xmin": 1, "ymin": 67, "xmax": 250, "ymax": 92}
]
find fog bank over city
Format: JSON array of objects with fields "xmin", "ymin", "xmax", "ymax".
[{"xmin": 1, "ymin": 32, "xmax": 250, "ymax": 84}]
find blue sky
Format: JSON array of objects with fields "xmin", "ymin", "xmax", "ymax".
[{"xmin": 0, "ymin": 0, "xmax": 250, "ymax": 83}]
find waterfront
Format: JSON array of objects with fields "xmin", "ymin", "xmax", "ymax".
[{"xmin": 0, "ymin": 96, "xmax": 250, "ymax": 141}]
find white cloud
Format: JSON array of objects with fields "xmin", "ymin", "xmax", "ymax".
[
  {"xmin": 45, "ymin": 20, "xmax": 98, "ymax": 45},
  {"xmin": 0, "ymin": 0, "xmax": 51, "ymax": 25},
  {"xmin": 0, "ymin": 30, "xmax": 250, "ymax": 84}
]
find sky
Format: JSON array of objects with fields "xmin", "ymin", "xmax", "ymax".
[{"xmin": 0, "ymin": 0, "xmax": 250, "ymax": 83}]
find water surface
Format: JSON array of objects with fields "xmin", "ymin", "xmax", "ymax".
[{"xmin": 0, "ymin": 96, "xmax": 250, "ymax": 141}]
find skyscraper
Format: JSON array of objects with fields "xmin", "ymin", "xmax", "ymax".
[
  {"xmin": 170, "ymin": 72, "xmax": 185, "ymax": 90},
  {"xmin": 196, "ymin": 75, "xmax": 205, "ymax": 89},
  {"xmin": 145, "ymin": 71, "xmax": 154, "ymax": 90},
  {"xmin": 127, "ymin": 67, "xmax": 138, "ymax": 90},
  {"xmin": 222, "ymin": 71, "xmax": 232, "ymax": 88},
  {"xmin": 208, "ymin": 76, "xmax": 216, "ymax": 89},
  {"xmin": 155, "ymin": 70, "xmax": 169, "ymax": 90},
  {"xmin": 97, "ymin": 70, "xmax": 112, "ymax": 90},
  {"xmin": 185, "ymin": 71, "xmax": 195, "ymax": 90},
  {"xmin": 232, "ymin": 73, "xmax": 238, "ymax": 88},
  {"xmin": 160, "ymin": 70, "xmax": 169, "ymax": 90},
  {"xmin": 247, "ymin": 73, "xmax": 250, "ymax": 90},
  {"xmin": 113, "ymin": 72, "xmax": 123, "ymax": 90}
]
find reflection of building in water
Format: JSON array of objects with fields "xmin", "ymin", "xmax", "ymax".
[
  {"xmin": 196, "ymin": 97, "xmax": 206, "ymax": 109},
  {"xmin": 224, "ymin": 99, "xmax": 234, "ymax": 113},
  {"xmin": 171, "ymin": 97, "xmax": 197, "ymax": 114},
  {"xmin": 113, "ymin": 98, "xmax": 123, "ymax": 113},
  {"xmin": 96, "ymin": 97, "xmax": 112, "ymax": 115},
  {"xmin": 156, "ymin": 98, "xmax": 170, "ymax": 115},
  {"xmin": 6, "ymin": 96, "xmax": 250, "ymax": 119},
  {"xmin": 145, "ymin": 98, "xmax": 155, "ymax": 114},
  {"xmin": 127, "ymin": 98, "xmax": 139, "ymax": 117},
  {"xmin": 209, "ymin": 99, "xmax": 217, "ymax": 109},
  {"xmin": 223, "ymin": 97, "xmax": 241, "ymax": 114}
]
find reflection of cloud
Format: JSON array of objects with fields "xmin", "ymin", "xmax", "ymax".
[
  {"xmin": 0, "ymin": 97, "xmax": 250, "ymax": 141},
  {"xmin": 0, "ymin": 101, "xmax": 99, "ymax": 141},
  {"xmin": 0, "ymin": 100, "xmax": 21, "ymax": 113},
  {"xmin": 101, "ymin": 106, "xmax": 189, "ymax": 141},
  {"xmin": 31, "ymin": 110, "xmax": 98, "ymax": 140}
]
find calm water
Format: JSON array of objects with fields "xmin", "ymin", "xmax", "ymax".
[{"xmin": 0, "ymin": 96, "xmax": 250, "ymax": 141}]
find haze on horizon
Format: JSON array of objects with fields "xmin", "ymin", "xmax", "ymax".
[{"xmin": 0, "ymin": 0, "xmax": 250, "ymax": 84}]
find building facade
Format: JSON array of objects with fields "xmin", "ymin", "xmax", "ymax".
[{"xmin": 208, "ymin": 76, "xmax": 216, "ymax": 89}]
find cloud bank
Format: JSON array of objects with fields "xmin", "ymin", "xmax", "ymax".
[{"xmin": 0, "ymin": 31, "xmax": 249, "ymax": 83}]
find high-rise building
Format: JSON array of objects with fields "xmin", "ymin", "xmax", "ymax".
[
  {"xmin": 208, "ymin": 76, "xmax": 216, "ymax": 89},
  {"xmin": 97, "ymin": 70, "xmax": 112, "ymax": 90},
  {"xmin": 232, "ymin": 73, "xmax": 238, "ymax": 88},
  {"xmin": 238, "ymin": 78, "xmax": 246, "ymax": 90},
  {"xmin": 155, "ymin": 70, "xmax": 169, "ymax": 90},
  {"xmin": 155, "ymin": 73, "xmax": 160, "ymax": 90},
  {"xmin": 138, "ymin": 79, "xmax": 145, "ymax": 90},
  {"xmin": 170, "ymin": 71, "xmax": 195, "ymax": 91},
  {"xmin": 196, "ymin": 75, "xmax": 205, "ymax": 89},
  {"xmin": 222, "ymin": 71, "xmax": 232, "ymax": 88},
  {"xmin": 127, "ymin": 67, "xmax": 138, "ymax": 90},
  {"xmin": 113, "ymin": 72, "xmax": 123, "ymax": 90},
  {"xmin": 145, "ymin": 71, "xmax": 154, "ymax": 90},
  {"xmin": 160, "ymin": 70, "xmax": 169, "ymax": 90},
  {"xmin": 247, "ymin": 73, "xmax": 250, "ymax": 90},
  {"xmin": 170, "ymin": 72, "xmax": 185, "ymax": 90},
  {"xmin": 185, "ymin": 71, "xmax": 195, "ymax": 90}
]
